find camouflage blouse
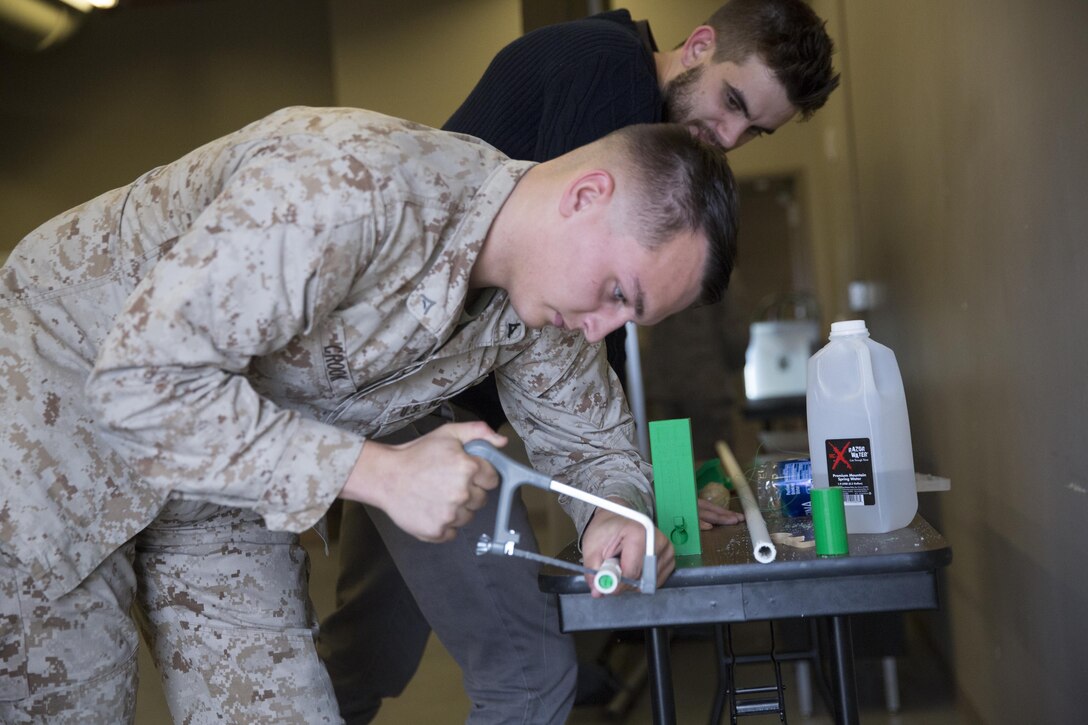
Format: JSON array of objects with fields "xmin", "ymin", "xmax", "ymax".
[{"xmin": 0, "ymin": 107, "xmax": 651, "ymax": 599}]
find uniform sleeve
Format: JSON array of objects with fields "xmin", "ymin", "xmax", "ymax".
[
  {"xmin": 494, "ymin": 329, "xmax": 654, "ymax": 539},
  {"xmin": 85, "ymin": 136, "xmax": 379, "ymax": 532}
]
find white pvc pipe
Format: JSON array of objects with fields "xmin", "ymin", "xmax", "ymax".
[
  {"xmin": 716, "ymin": 440, "xmax": 777, "ymax": 564},
  {"xmin": 593, "ymin": 557, "xmax": 622, "ymax": 595},
  {"xmin": 548, "ymin": 479, "xmax": 658, "ymax": 593}
]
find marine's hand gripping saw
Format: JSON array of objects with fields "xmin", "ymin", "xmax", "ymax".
[{"xmin": 465, "ymin": 439, "xmax": 657, "ymax": 594}]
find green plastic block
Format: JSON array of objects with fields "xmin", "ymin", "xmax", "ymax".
[{"xmin": 649, "ymin": 418, "xmax": 701, "ymax": 556}]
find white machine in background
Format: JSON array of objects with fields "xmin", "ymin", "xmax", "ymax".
[{"xmin": 743, "ymin": 294, "xmax": 820, "ymax": 402}]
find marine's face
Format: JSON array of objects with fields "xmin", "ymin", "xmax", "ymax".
[
  {"xmin": 664, "ymin": 54, "xmax": 796, "ymax": 151},
  {"xmin": 513, "ymin": 219, "xmax": 708, "ymax": 344}
]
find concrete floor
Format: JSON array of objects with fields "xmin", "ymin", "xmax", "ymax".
[
  {"xmin": 136, "ymin": 523, "xmax": 972, "ymax": 724},
  {"xmin": 364, "ymin": 621, "xmax": 971, "ymax": 725}
]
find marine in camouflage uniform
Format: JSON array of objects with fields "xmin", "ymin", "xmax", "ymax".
[{"xmin": 0, "ymin": 106, "xmax": 734, "ymax": 722}]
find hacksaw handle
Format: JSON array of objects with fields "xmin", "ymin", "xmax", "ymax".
[{"xmin": 463, "ymin": 439, "xmax": 552, "ymax": 549}]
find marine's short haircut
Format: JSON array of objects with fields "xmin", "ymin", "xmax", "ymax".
[
  {"xmin": 606, "ymin": 123, "xmax": 739, "ymax": 306},
  {"xmin": 707, "ymin": 0, "xmax": 840, "ymax": 119}
]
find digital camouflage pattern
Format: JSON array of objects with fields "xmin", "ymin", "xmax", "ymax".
[
  {"xmin": 0, "ymin": 106, "xmax": 651, "ymax": 716},
  {"xmin": 1, "ymin": 545, "xmax": 140, "ymax": 722},
  {"xmin": 132, "ymin": 501, "xmax": 341, "ymax": 723}
]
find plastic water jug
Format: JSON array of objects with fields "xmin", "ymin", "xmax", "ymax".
[{"xmin": 805, "ymin": 320, "xmax": 917, "ymax": 533}]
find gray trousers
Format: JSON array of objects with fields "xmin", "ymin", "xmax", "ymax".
[
  {"xmin": 0, "ymin": 501, "xmax": 340, "ymax": 724},
  {"xmin": 318, "ymin": 495, "xmax": 577, "ymax": 725}
]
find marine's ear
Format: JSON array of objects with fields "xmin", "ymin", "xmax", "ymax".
[{"xmin": 558, "ymin": 169, "xmax": 616, "ymax": 217}]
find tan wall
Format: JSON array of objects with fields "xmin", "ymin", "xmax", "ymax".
[
  {"xmin": 0, "ymin": 0, "xmax": 336, "ymax": 250},
  {"xmin": 841, "ymin": 1, "xmax": 1088, "ymax": 721},
  {"xmin": 635, "ymin": 2, "xmax": 1088, "ymax": 720},
  {"xmin": 0, "ymin": 0, "xmax": 520, "ymax": 254},
  {"xmin": 328, "ymin": 0, "xmax": 521, "ymax": 127}
]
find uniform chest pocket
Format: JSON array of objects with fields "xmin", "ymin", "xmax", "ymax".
[
  {"xmin": 370, "ymin": 399, "xmax": 448, "ymax": 439},
  {"xmin": 325, "ymin": 348, "xmax": 494, "ymax": 427}
]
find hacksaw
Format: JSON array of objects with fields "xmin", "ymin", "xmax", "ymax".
[{"xmin": 465, "ymin": 439, "xmax": 657, "ymax": 594}]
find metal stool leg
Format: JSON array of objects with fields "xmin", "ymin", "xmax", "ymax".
[
  {"xmin": 882, "ymin": 656, "xmax": 901, "ymax": 713},
  {"xmin": 709, "ymin": 624, "xmax": 730, "ymax": 725},
  {"xmin": 647, "ymin": 627, "xmax": 676, "ymax": 725},
  {"xmin": 794, "ymin": 660, "xmax": 814, "ymax": 716}
]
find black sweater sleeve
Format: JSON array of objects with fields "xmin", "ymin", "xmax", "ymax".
[
  {"xmin": 533, "ymin": 51, "xmax": 662, "ymax": 161},
  {"xmin": 443, "ymin": 10, "xmax": 663, "ymax": 162}
]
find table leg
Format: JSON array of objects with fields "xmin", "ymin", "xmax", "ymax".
[
  {"xmin": 828, "ymin": 615, "xmax": 859, "ymax": 724},
  {"xmin": 646, "ymin": 626, "xmax": 676, "ymax": 725}
]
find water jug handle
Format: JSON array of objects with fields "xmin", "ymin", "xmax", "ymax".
[{"xmin": 856, "ymin": 338, "xmax": 877, "ymax": 398}]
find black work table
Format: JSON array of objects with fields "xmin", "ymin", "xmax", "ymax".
[{"xmin": 539, "ymin": 514, "xmax": 952, "ymax": 724}]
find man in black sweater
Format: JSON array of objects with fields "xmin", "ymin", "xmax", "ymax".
[{"xmin": 319, "ymin": 3, "xmax": 838, "ymax": 723}]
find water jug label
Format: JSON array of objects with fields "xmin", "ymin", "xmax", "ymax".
[{"xmin": 824, "ymin": 438, "xmax": 875, "ymax": 506}]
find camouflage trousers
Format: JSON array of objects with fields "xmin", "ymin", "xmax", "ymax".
[
  {"xmin": 318, "ymin": 410, "xmax": 578, "ymax": 724},
  {"xmin": 0, "ymin": 501, "xmax": 341, "ymax": 724}
]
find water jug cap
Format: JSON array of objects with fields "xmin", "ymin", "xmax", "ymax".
[{"xmin": 829, "ymin": 320, "xmax": 868, "ymax": 337}]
